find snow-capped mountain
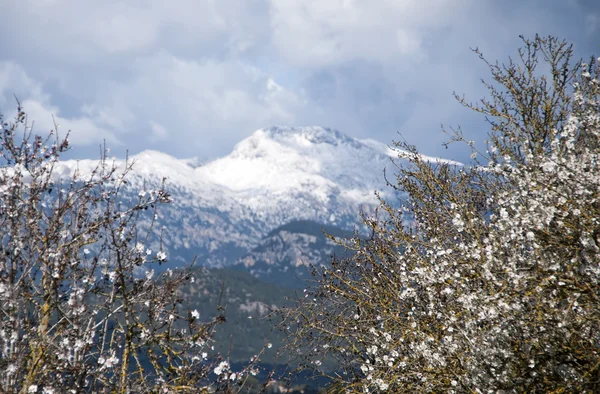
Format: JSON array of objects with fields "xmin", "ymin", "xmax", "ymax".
[
  {"xmin": 195, "ymin": 126, "xmax": 400, "ymax": 221},
  {"xmin": 55, "ymin": 126, "xmax": 455, "ymax": 265}
]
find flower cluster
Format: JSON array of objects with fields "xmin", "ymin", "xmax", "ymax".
[
  {"xmin": 0, "ymin": 104, "xmax": 263, "ymax": 393},
  {"xmin": 282, "ymin": 36, "xmax": 600, "ymax": 393}
]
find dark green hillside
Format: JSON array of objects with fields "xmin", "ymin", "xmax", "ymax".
[
  {"xmin": 178, "ymin": 267, "xmax": 297, "ymax": 365},
  {"xmin": 266, "ymin": 219, "xmax": 350, "ymax": 239}
]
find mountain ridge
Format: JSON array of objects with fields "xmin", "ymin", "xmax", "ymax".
[{"xmin": 50, "ymin": 126, "xmax": 454, "ymax": 265}]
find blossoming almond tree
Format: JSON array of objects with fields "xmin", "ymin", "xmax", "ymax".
[
  {"xmin": 0, "ymin": 105, "xmax": 262, "ymax": 393},
  {"xmin": 281, "ymin": 35, "xmax": 600, "ymax": 393}
]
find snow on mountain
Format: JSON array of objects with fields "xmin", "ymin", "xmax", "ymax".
[
  {"xmin": 53, "ymin": 126, "xmax": 453, "ymax": 265},
  {"xmin": 195, "ymin": 126, "xmax": 398, "ymax": 213}
]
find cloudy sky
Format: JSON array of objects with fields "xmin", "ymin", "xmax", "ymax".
[{"xmin": 0, "ymin": 0, "xmax": 598, "ymax": 162}]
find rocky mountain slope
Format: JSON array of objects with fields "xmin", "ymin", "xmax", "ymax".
[{"xmin": 234, "ymin": 220, "xmax": 354, "ymax": 288}]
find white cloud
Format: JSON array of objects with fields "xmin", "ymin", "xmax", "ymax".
[
  {"xmin": 149, "ymin": 121, "xmax": 168, "ymax": 142},
  {"xmin": 0, "ymin": 0, "xmax": 596, "ymax": 161},
  {"xmin": 77, "ymin": 53, "xmax": 306, "ymax": 157},
  {"xmin": 0, "ymin": 0, "xmax": 269, "ymax": 66},
  {"xmin": 268, "ymin": 0, "xmax": 470, "ymax": 67},
  {"xmin": 0, "ymin": 62, "xmax": 118, "ymax": 146},
  {"xmin": 20, "ymin": 99, "xmax": 119, "ymax": 146},
  {"xmin": 0, "ymin": 62, "xmax": 48, "ymax": 106}
]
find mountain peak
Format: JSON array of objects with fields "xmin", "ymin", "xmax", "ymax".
[
  {"xmin": 229, "ymin": 126, "xmax": 367, "ymax": 161},
  {"xmin": 259, "ymin": 126, "xmax": 363, "ymax": 149}
]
